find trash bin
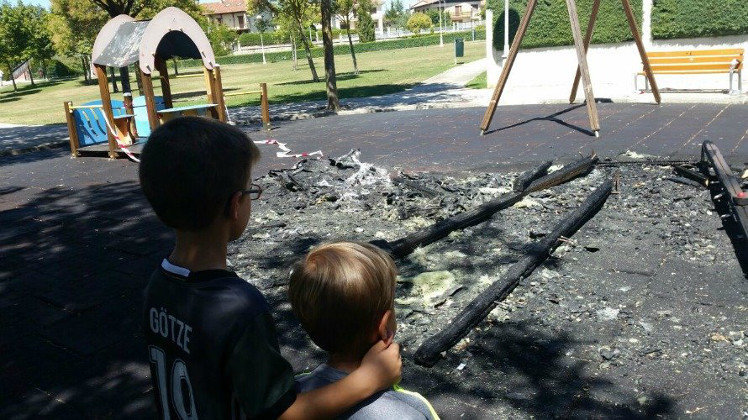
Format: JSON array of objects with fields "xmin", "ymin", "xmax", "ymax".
[{"xmin": 454, "ymin": 38, "xmax": 464, "ymax": 58}]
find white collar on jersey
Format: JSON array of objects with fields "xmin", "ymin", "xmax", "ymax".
[{"xmin": 161, "ymin": 258, "xmax": 191, "ymax": 277}]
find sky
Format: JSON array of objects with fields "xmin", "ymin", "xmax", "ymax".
[{"xmin": 21, "ymin": 0, "xmax": 416, "ymax": 12}]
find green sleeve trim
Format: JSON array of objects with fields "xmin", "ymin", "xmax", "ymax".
[
  {"xmin": 392, "ymin": 384, "xmax": 440, "ymax": 420},
  {"xmin": 293, "ymin": 371, "xmax": 312, "ymax": 380}
]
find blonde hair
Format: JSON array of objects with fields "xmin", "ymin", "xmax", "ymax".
[{"xmin": 289, "ymin": 242, "xmax": 397, "ymax": 357}]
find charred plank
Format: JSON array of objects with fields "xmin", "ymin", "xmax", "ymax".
[
  {"xmin": 700, "ymin": 141, "xmax": 748, "ymax": 276},
  {"xmin": 414, "ymin": 179, "xmax": 613, "ymax": 367},
  {"xmin": 380, "ymin": 155, "xmax": 599, "ymax": 259},
  {"xmin": 513, "ymin": 160, "xmax": 553, "ymax": 191}
]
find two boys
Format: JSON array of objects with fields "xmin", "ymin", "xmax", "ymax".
[{"xmin": 139, "ymin": 117, "xmax": 434, "ymax": 418}]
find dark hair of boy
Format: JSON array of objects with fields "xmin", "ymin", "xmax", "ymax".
[
  {"xmin": 289, "ymin": 242, "xmax": 397, "ymax": 359},
  {"xmin": 139, "ymin": 116, "xmax": 260, "ymax": 231}
]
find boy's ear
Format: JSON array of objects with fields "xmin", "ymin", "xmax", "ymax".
[
  {"xmin": 377, "ymin": 310, "xmax": 394, "ymax": 345},
  {"xmin": 227, "ymin": 191, "xmax": 243, "ymax": 220}
]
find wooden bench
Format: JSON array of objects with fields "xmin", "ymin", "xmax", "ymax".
[
  {"xmin": 156, "ymin": 103, "xmax": 219, "ymax": 123},
  {"xmin": 636, "ymin": 48, "xmax": 743, "ymax": 94}
]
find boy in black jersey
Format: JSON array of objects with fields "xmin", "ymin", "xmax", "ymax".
[{"xmin": 139, "ymin": 117, "xmax": 402, "ymax": 419}]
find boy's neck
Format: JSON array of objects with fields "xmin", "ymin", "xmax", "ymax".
[
  {"xmin": 327, "ymin": 353, "xmax": 362, "ymax": 374},
  {"xmin": 169, "ymin": 229, "xmax": 229, "ymax": 272}
]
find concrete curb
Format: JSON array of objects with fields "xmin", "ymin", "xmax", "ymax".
[{"xmin": 0, "ymin": 140, "xmax": 69, "ymax": 157}]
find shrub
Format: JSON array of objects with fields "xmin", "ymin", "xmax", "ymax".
[
  {"xmin": 177, "ymin": 29, "xmax": 485, "ymax": 67},
  {"xmin": 407, "ymin": 12, "xmax": 432, "ymax": 34},
  {"xmin": 46, "ymin": 57, "xmax": 79, "ymax": 78},
  {"xmin": 652, "ymin": 0, "xmax": 748, "ymax": 39},
  {"xmin": 485, "ymin": 0, "xmax": 642, "ymax": 50}
]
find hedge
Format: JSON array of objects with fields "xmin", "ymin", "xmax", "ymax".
[
  {"xmin": 179, "ymin": 29, "xmax": 485, "ymax": 67},
  {"xmin": 652, "ymin": 0, "xmax": 748, "ymax": 40},
  {"xmin": 238, "ymin": 29, "xmax": 359, "ymax": 47},
  {"xmin": 486, "ymin": 0, "xmax": 642, "ymax": 51}
]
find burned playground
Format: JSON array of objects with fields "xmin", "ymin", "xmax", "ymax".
[{"xmin": 1, "ymin": 101, "xmax": 746, "ymax": 418}]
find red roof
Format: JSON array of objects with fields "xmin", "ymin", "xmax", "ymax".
[{"xmin": 201, "ymin": 0, "xmax": 246, "ymax": 15}]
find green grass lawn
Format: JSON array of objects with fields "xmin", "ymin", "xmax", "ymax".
[
  {"xmin": 0, "ymin": 41, "xmax": 484, "ymax": 125},
  {"xmin": 466, "ymin": 71, "xmax": 487, "ymax": 89}
]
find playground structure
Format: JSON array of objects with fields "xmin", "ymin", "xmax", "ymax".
[
  {"xmin": 481, "ymin": 0, "xmax": 661, "ymax": 136},
  {"xmin": 64, "ymin": 7, "xmax": 270, "ymax": 159}
]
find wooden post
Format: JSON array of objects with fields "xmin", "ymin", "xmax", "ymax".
[
  {"xmin": 260, "ymin": 82, "xmax": 271, "ymax": 130},
  {"xmin": 139, "ymin": 67, "xmax": 159, "ymax": 130},
  {"xmin": 154, "ymin": 58, "xmax": 173, "ymax": 108},
  {"xmin": 94, "ymin": 64, "xmax": 118, "ymax": 159},
  {"xmin": 212, "ymin": 65, "xmax": 227, "ymax": 122},
  {"xmin": 569, "ymin": 0, "xmax": 601, "ymax": 103},
  {"xmin": 565, "ymin": 0, "xmax": 600, "ymax": 135},
  {"xmin": 63, "ymin": 101, "xmax": 80, "ymax": 157},
  {"xmin": 203, "ymin": 68, "xmax": 215, "ymax": 104},
  {"xmin": 621, "ymin": 0, "xmax": 661, "ymax": 104},
  {"xmin": 480, "ymin": 0, "xmax": 538, "ymax": 134}
]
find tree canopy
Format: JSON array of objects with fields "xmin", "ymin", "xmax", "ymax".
[{"xmin": 0, "ymin": 1, "xmax": 53, "ymax": 89}]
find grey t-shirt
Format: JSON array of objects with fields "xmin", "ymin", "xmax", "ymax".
[{"xmin": 296, "ymin": 364, "xmax": 439, "ymax": 420}]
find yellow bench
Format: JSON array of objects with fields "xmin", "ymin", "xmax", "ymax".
[{"xmin": 636, "ymin": 48, "xmax": 743, "ymax": 94}]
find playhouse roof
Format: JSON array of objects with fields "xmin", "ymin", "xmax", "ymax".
[{"xmin": 92, "ymin": 7, "xmax": 216, "ymax": 75}]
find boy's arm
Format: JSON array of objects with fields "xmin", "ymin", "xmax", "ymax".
[
  {"xmin": 227, "ymin": 312, "xmax": 401, "ymax": 419},
  {"xmin": 279, "ymin": 340, "xmax": 401, "ymax": 420}
]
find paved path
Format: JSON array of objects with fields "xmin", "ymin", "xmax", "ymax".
[{"xmin": 1, "ymin": 103, "xmax": 745, "ymax": 418}]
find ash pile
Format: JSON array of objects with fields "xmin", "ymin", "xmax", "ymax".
[{"xmin": 229, "ymin": 150, "xmax": 747, "ymax": 419}]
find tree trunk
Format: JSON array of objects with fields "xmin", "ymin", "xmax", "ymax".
[
  {"xmin": 28, "ymin": 64, "xmax": 35, "ymax": 86},
  {"xmin": 134, "ymin": 63, "xmax": 143, "ymax": 94},
  {"xmin": 321, "ymin": 0, "xmax": 340, "ymax": 110},
  {"xmin": 119, "ymin": 67, "xmax": 131, "ymax": 93},
  {"xmin": 8, "ymin": 62, "xmax": 17, "ymax": 91},
  {"xmin": 80, "ymin": 55, "xmax": 89, "ymax": 82},
  {"xmin": 291, "ymin": 35, "xmax": 298, "ymax": 70},
  {"xmin": 110, "ymin": 66, "xmax": 119, "ymax": 92},
  {"xmin": 173, "ymin": 59, "xmax": 179, "ymax": 76},
  {"xmin": 297, "ymin": 22, "xmax": 319, "ymax": 82},
  {"xmin": 346, "ymin": 27, "xmax": 358, "ymax": 74}
]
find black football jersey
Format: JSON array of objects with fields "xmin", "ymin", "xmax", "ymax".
[{"xmin": 143, "ymin": 259, "xmax": 297, "ymax": 419}]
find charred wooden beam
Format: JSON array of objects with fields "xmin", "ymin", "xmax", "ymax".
[
  {"xmin": 700, "ymin": 141, "xmax": 748, "ymax": 275},
  {"xmin": 523, "ymin": 154, "xmax": 597, "ymax": 193},
  {"xmin": 414, "ymin": 179, "xmax": 613, "ymax": 367},
  {"xmin": 377, "ymin": 155, "xmax": 599, "ymax": 259},
  {"xmin": 513, "ymin": 160, "xmax": 553, "ymax": 192},
  {"xmin": 673, "ymin": 165, "xmax": 707, "ymax": 187}
]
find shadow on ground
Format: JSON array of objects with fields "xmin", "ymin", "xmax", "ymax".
[
  {"xmin": 0, "ymin": 181, "xmax": 168, "ymax": 418},
  {"xmin": 275, "ymin": 69, "xmax": 387, "ymax": 86},
  {"xmin": 412, "ymin": 320, "xmax": 675, "ymax": 418}
]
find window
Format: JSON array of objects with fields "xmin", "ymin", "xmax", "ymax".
[{"xmin": 237, "ymin": 15, "xmax": 244, "ymax": 28}]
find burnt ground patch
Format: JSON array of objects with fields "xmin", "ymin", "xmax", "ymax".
[{"xmin": 238, "ymin": 155, "xmax": 746, "ymax": 418}]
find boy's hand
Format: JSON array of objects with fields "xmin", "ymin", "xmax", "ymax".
[{"xmin": 359, "ymin": 340, "xmax": 402, "ymax": 392}]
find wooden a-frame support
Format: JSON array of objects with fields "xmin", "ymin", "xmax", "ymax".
[{"xmin": 480, "ymin": 0, "xmax": 661, "ymax": 136}]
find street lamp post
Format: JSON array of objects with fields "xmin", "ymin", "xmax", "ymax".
[
  {"xmin": 257, "ymin": 15, "xmax": 267, "ymax": 65},
  {"xmin": 439, "ymin": 0, "xmax": 444, "ymax": 47},
  {"xmin": 502, "ymin": 0, "xmax": 509, "ymax": 59}
]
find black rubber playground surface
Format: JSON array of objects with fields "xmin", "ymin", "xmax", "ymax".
[
  {"xmin": 259, "ymin": 103, "xmax": 747, "ymax": 171},
  {"xmin": 0, "ymin": 102, "xmax": 746, "ymax": 418}
]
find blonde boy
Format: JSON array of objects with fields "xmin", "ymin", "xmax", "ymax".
[{"xmin": 290, "ymin": 242, "xmax": 439, "ymax": 419}]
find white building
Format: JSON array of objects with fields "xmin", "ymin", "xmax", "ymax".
[
  {"xmin": 333, "ymin": 0, "xmax": 385, "ymax": 33},
  {"xmin": 410, "ymin": 0, "xmax": 483, "ymax": 23},
  {"xmin": 201, "ymin": 0, "xmax": 272, "ymax": 33}
]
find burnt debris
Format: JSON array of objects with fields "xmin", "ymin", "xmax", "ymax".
[{"xmin": 414, "ymin": 179, "xmax": 613, "ymax": 367}]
